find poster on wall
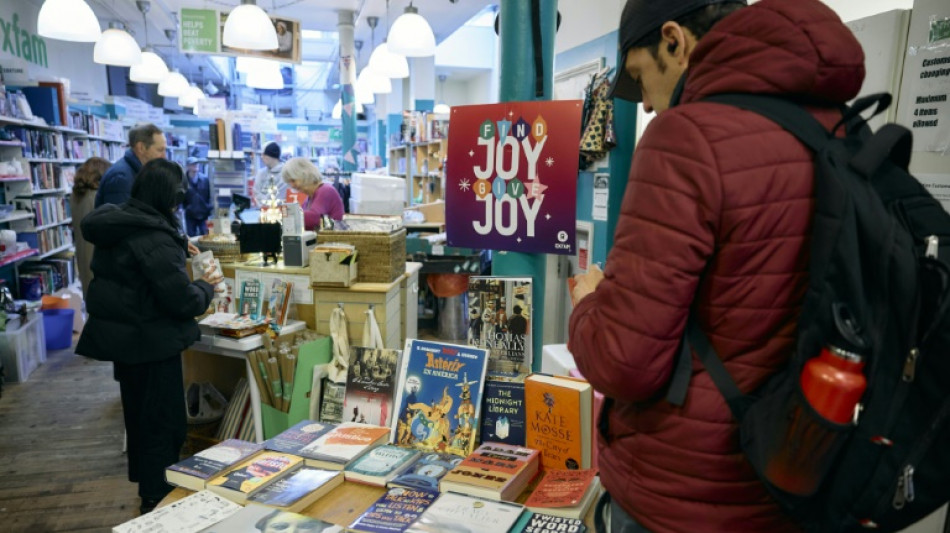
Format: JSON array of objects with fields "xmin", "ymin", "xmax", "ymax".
[
  {"xmin": 179, "ymin": 8, "xmax": 301, "ymax": 64},
  {"xmin": 445, "ymin": 101, "xmax": 583, "ymax": 255}
]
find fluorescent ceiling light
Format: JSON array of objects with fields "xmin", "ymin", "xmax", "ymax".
[
  {"xmin": 223, "ymin": 0, "xmax": 279, "ymax": 51},
  {"xmin": 387, "ymin": 4, "xmax": 436, "ymax": 57},
  {"xmin": 158, "ymin": 71, "xmax": 190, "ymax": 97},
  {"xmin": 129, "ymin": 50, "xmax": 169, "ymax": 84},
  {"xmin": 94, "ymin": 26, "xmax": 142, "ymax": 67},
  {"xmin": 369, "ymin": 42, "xmax": 409, "ymax": 79},
  {"xmin": 37, "ymin": 0, "xmax": 101, "ymax": 42}
]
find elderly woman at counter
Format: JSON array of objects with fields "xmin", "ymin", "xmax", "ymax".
[{"xmin": 281, "ymin": 157, "xmax": 344, "ymax": 230}]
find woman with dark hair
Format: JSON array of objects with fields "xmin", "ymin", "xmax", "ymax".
[
  {"xmin": 71, "ymin": 157, "xmax": 111, "ymax": 298},
  {"xmin": 76, "ymin": 159, "xmax": 222, "ymax": 514}
]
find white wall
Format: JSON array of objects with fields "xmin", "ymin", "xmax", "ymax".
[{"xmin": 435, "ymin": 26, "xmax": 496, "ymax": 70}]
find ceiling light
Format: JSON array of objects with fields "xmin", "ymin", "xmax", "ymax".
[
  {"xmin": 358, "ymin": 68, "xmax": 392, "ymax": 95},
  {"xmin": 332, "ymin": 99, "xmax": 364, "ymax": 120},
  {"xmin": 223, "ymin": 0, "xmax": 279, "ymax": 51},
  {"xmin": 369, "ymin": 43, "xmax": 410, "ymax": 79},
  {"xmin": 158, "ymin": 70, "xmax": 190, "ymax": 97},
  {"xmin": 94, "ymin": 23, "xmax": 142, "ymax": 67},
  {"xmin": 178, "ymin": 85, "xmax": 206, "ymax": 108},
  {"xmin": 236, "ymin": 56, "xmax": 275, "ymax": 75},
  {"xmin": 387, "ymin": 4, "xmax": 436, "ymax": 57},
  {"xmin": 37, "ymin": 0, "xmax": 101, "ymax": 42},
  {"xmin": 130, "ymin": 49, "xmax": 169, "ymax": 84},
  {"xmin": 247, "ymin": 64, "xmax": 284, "ymax": 90}
]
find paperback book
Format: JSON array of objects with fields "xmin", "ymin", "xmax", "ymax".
[
  {"xmin": 439, "ymin": 442, "xmax": 540, "ymax": 502},
  {"xmin": 239, "ymin": 279, "xmax": 262, "ymax": 320},
  {"xmin": 112, "ymin": 490, "xmax": 241, "ymax": 533},
  {"xmin": 296, "ymin": 421, "xmax": 391, "ymax": 470},
  {"xmin": 206, "ymin": 451, "xmax": 303, "ymax": 504},
  {"xmin": 344, "ymin": 444, "xmax": 421, "ymax": 486},
  {"xmin": 199, "ymin": 503, "xmax": 343, "ymax": 533},
  {"xmin": 262, "ymin": 278, "xmax": 293, "ymax": 329},
  {"xmin": 511, "ymin": 512, "xmax": 587, "ymax": 533},
  {"xmin": 263, "ymin": 420, "xmax": 337, "ymax": 456},
  {"xmin": 388, "ymin": 452, "xmax": 464, "ymax": 491},
  {"xmin": 343, "ymin": 346, "xmax": 402, "ymax": 427},
  {"xmin": 524, "ymin": 374, "xmax": 593, "ymax": 470},
  {"xmin": 467, "ymin": 276, "xmax": 533, "ymax": 377},
  {"xmin": 247, "ymin": 467, "xmax": 344, "ymax": 513},
  {"xmin": 391, "ymin": 339, "xmax": 490, "ymax": 458},
  {"xmin": 165, "ymin": 439, "xmax": 262, "ymax": 491},
  {"xmin": 405, "ymin": 492, "xmax": 524, "ymax": 533},
  {"xmin": 479, "ymin": 379, "xmax": 526, "ymax": 446},
  {"xmin": 523, "ymin": 469, "xmax": 601, "ymax": 520},
  {"xmin": 347, "ymin": 487, "xmax": 440, "ymax": 533}
]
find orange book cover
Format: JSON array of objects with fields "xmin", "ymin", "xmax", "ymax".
[
  {"xmin": 523, "ymin": 468, "xmax": 597, "ymax": 508},
  {"xmin": 323, "ymin": 424, "xmax": 390, "ymax": 446},
  {"xmin": 524, "ymin": 374, "xmax": 592, "ymax": 471},
  {"xmin": 216, "ymin": 118, "xmax": 226, "ymax": 151}
]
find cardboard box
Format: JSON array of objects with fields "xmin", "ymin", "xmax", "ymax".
[{"xmin": 310, "ymin": 243, "xmax": 358, "ymax": 287}]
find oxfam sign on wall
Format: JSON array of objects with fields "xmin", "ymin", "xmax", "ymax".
[
  {"xmin": 445, "ymin": 101, "xmax": 582, "ymax": 255},
  {"xmin": 0, "ymin": 11, "xmax": 48, "ymax": 68}
]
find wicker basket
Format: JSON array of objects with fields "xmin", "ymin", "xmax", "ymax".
[
  {"xmin": 195, "ymin": 238, "xmax": 255, "ymax": 264},
  {"xmin": 317, "ymin": 228, "xmax": 406, "ymax": 283}
]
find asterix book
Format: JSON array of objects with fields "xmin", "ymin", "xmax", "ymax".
[
  {"xmin": 439, "ymin": 442, "xmax": 540, "ymax": 502},
  {"xmin": 343, "ymin": 346, "xmax": 402, "ymax": 427},
  {"xmin": 390, "ymin": 339, "xmax": 490, "ymax": 458},
  {"xmin": 388, "ymin": 452, "xmax": 464, "ymax": 491},
  {"xmin": 165, "ymin": 439, "xmax": 263, "ymax": 491},
  {"xmin": 467, "ymin": 277, "xmax": 533, "ymax": 378},
  {"xmin": 348, "ymin": 487, "xmax": 440, "ymax": 533},
  {"xmin": 479, "ymin": 379, "xmax": 526, "ymax": 446}
]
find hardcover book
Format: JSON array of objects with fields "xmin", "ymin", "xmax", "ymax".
[
  {"xmin": 296, "ymin": 422, "xmax": 391, "ymax": 470},
  {"xmin": 206, "ymin": 451, "xmax": 303, "ymax": 504},
  {"xmin": 524, "ymin": 374, "xmax": 593, "ymax": 471},
  {"xmin": 199, "ymin": 503, "xmax": 343, "ymax": 533},
  {"xmin": 247, "ymin": 467, "xmax": 344, "ymax": 513},
  {"xmin": 405, "ymin": 492, "xmax": 524, "ymax": 533},
  {"xmin": 479, "ymin": 379, "xmax": 526, "ymax": 446},
  {"xmin": 391, "ymin": 339, "xmax": 490, "ymax": 458},
  {"xmin": 165, "ymin": 439, "xmax": 263, "ymax": 491},
  {"xmin": 439, "ymin": 442, "xmax": 540, "ymax": 502},
  {"xmin": 467, "ymin": 276, "xmax": 533, "ymax": 377},
  {"xmin": 344, "ymin": 445, "xmax": 421, "ymax": 486},
  {"xmin": 511, "ymin": 512, "xmax": 587, "ymax": 533},
  {"xmin": 523, "ymin": 469, "xmax": 600, "ymax": 520},
  {"xmin": 113, "ymin": 490, "xmax": 241, "ymax": 533},
  {"xmin": 263, "ymin": 420, "xmax": 337, "ymax": 456},
  {"xmin": 343, "ymin": 346, "xmax": 402, "ymax": 427},
  {"xmin": 348, "ymin": 487, "xmax": 440, "ymax": 533},
  {"xmin": 388, "ymin": 452, "xmax": 464, "ymax": 491},
  {"xmin": 239, "ymin": 279, "xmax": 262, "ymax": 320}
]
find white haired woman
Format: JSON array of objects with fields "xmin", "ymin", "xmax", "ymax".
[{"xmin": 281, "ymin": 157, "xmax": 344, "ymax": 230}]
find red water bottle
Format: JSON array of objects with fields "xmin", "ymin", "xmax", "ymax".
[{"xmin": 801, "ymin": 345, "xmax": 867, "ymax": 424}]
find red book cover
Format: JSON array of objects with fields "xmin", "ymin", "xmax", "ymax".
[{"xmin": 523, "ymin": 468, "xmax": 597, "ymax": 508}]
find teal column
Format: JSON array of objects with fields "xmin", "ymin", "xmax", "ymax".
[
  {"xmin": 338, "ymin": 10, "xmax": 358, "ymax": 173},
  {"xmin": 495, "ymin": 0, "xmax": 558, "ymax": 371}
]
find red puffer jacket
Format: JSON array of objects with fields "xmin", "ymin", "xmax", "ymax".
[{"xmin": 568, "ymin": 0, "xmax": 865, "ymax": 531}]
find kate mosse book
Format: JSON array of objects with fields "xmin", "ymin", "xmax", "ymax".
[
  {"xmin": 199, "ymin": 503, "xmax": 343, "ymax": 533},
  {"xmin": 522, "ymin": 468, "xmax": 600, "ymax": 520},
  {"xmin": 206, "ymin": 451, "xmax": 303, "ymax": 504},
  {"xmin": 510, "ymin": 512, "xmax": 587, "ymax": 533},
  {"xmin": 344, "ymin": 444, "xmax": 421, "ymax": 486},
  {"xmin": 388, "ymin": 452, "xmax": 464, "ymax": 491},
  {"xmin": 296, "ymin": 421, "xmax": 391, "ymax": 470},
  {"xmin": 113, "ymin": 490, "xmax": 241, "ymax": 533},
  {"xmin": 467, "ymin": 276, "xmax": 533, "ymax": 377},
  {"xmin": 439, "ymin": 442, "xmax": 540, "ymax": 502},
  {"xmin": 247, "ymin": 467, "xmax": 343, "ymax": 513},
  {"xmin": 263, "ymin": 420, "xmax": 337, "ymax": 455},
  {"xmin": 165, "ymin": 439, "xmax": 263, "ymax": 491},
  {"xmin": 347, "ymin": 486, "xmax": 440, "ymax": 533},
  {"xmin": 343, "ymin": 346, "xmax": 402, "ymax": 427},
  {"xmin": 480, "ymin": 378, "xmax": 527, "ymax": 446},
  {"xmin": 524, "ymin": 374, "xmax": 593, "ymax": 470},
  {"xmin": 405, "ymin": 492, "xmax": 524, "ymax": 533}
]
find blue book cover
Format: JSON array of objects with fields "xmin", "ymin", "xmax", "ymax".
[
  {"xmin": 345, "ymin": 445, "xmax": 420, "ymax": 484},
  {"xmin": 390, "ymin": 339, "xmax": 490, "ymax": 458},
  {"xmin": 348, "ymin": 487, "xmax": 439, "ymax": 533},
  {"xmin": 248, "ymin": 467, "xmax": 342, "ymax": 509},
  {"xmin": 388, "ymin": 452, "xmax": 464, "ymax": 491},
  {"xmin": 263, "ymin": 420, "xmax": 336, "ymax": 455},
  {"xmin": 480, "ymin": 379, "xmax": 526, "ymax": 446},
  {"xmin": 166, "ymin": 439, "xmax": 262, "ymax": 489}
]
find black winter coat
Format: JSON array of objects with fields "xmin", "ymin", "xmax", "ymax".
[
  {"xmin": 75, "ymin": 199, "xmax": 214, "ymax": 364},
  {"xmin": 184, "ymin": 173, "xmax": 213, "ymax": 222}
]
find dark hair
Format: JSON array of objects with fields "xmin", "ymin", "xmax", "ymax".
[
  {"xmin": 128, "ymin": 122, "xmax": 163, "ymax": 149},
  {"xmin": 131, "ymin": 159, "xmax": 187, "ymax": 228},
  {"xmin": 73, "ymin": 157, "xmax": 110, "ymax": 196},
  {"xmin": 634, "ymin": 3, "xmax": 744, "ymax": 59}
]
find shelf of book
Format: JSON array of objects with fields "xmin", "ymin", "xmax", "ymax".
[
  {"xmin": 0, "ymin": 176, "xmax": 30, "ymax": 183},
  {"xmin": 0, "ymin": 248, "xmax": 39, "ymax": 268},
  {"xmin": 31, "ymin": 218, "xmax": 72, "ymax": 232},
  {"xmin": 14, "ymin": 188, "xmax": 70, "ymax": 197},
  {"xmin": 0, "ymin": 140, "xmax": 25, "ymax": 148},
  {"xmin": 0, "ymin": 211, "xmax": 33, "ymax": 223},
  {"xmin": 27, "ymin": 243, "xmax": 73, "ymax": 260}
]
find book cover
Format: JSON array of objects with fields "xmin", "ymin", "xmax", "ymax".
[
  {"xmin": 297, "ymin": 422, "xmax": 390, "ymax": 468},
  {"xmin": 348, "ymin": 487, "xmax": 440, "ymax": 533},
  {"xmin": 405, "ymin": 492, "xmax": 524, "ymax": 533},
  {"xmin": 206, "ymin": 452, "xmax": 303, "ymax": 503},
  {"xmin": 388, "ymin": 452, "xmax": 464, "ymax": 491},
  {"xmin": 199, "ymin": 503, "xmax": 343, "ymax": 533},
  {"xmin": 165, "ymin": 439, "xmax": 263, "ymax": 491},
  {"xmin": 524, "ymin": 469, "xmax": 600, "ymax": 519},
  {"xmin": 262, "ymin": 278, "xmax": 293, "ymax": 328},
  {"xmin": 113, "ymin": 490, "xmax": 241, "ymax": 533},
  {"xmin": 480, "ymin": 379, "xmax": 526, "ymax": 447},
  {"xmin": 344, "ymin": 445, "xmax": 421, "ymax": 486},
  {"xmin": 263, "ymin": 420, "xmax": 336, "ymax": 455},
  {"xmin": 343, "ymin": 346, "xmax": 402, "ymax": 427},
  {"xmin": 511, "ymin": 512, "xmax": 587, "ymax": 533},
  {"xmin": 391, "ymin": 339, "xmax": 490, "ymax": 458},
  {"xmin": 524, "ymin": 374, "xmax": 593, "ymax": 471},
  {"xmin": 309, "ymin": 364, "xmax": 331, "ymax": 422},
  {"xmin": 239, "ymin": 279, "xmax": 262, "ymax": 319},
  {"xmin": 319, "ymin": 379, "xmax": 346, "ymax": 424},
  {"xmin": 439, "ymin": 442, "xmax": 540, "ymax": 502},
  {"xmin": 248, "ymin": 467, "xmax": 343, "ymax": 513},
  {"xmin": 467, "ymin": 277, "xmax": 533, "ymax": 378}
]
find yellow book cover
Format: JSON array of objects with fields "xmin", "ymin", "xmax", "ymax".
[
  {"xmin": 206, "ymin": 452, "xmax": 303, "ymax": 503},
  {"xmin": 524, "ymin": 374, "xmax": 592, "ymax": 471}
]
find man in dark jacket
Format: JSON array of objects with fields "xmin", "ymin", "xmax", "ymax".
[
  {"xmin": 183, "ymin": 156, "xmax": 213, "ymax": 236},
  {"xmin": 569, "ymin": 0, "xmax": 864, "ymax": 531},
  {"xmin": 95, "ymin": 122, "xmax": 166, "ymax": 208}
]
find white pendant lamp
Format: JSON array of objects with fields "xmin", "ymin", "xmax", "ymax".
[
  {"xmin": 178, "ymin": 85, "xmax": 206, "ymax": 108},
  {"xmin": 247, "ymin": 63, "xmax": 284, "ymax": 90},
  {"xmin": 358, "ymin": 68, "xmax": 392, "ymax": 95},
  {"xmin": 130, "ymin": 49, "xmax": 169, "ymax": 83},
  {"xmin": 236, "ymin": 56, "xmax": 274, "ymax": 75},
  {"xmin": 368, "ymin": 43, "xmax": 410, "ymax": 79},
  {"xmin": 94, "ymin": 23, "xmax": 142, "ymax": 67},
  {"xmin": 37, "ymin": 0, "xmax": 101, "ymax": 42},
  {"xmin": 387, "ymin": 3, "xmax": 436, "ymax": 57},
  {"xmin": 433, "ymin": 74, "xmax": 450, "ymax": 115},
  {"xmin": 158, "ymin": 70, "xmax": 190, "ymax": 97},
  {"xmin": 223, "ymin": 0, "xmax": 279, "ymax": 51}
]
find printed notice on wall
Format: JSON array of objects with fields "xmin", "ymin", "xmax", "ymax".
[
  {"xmin": 592, "ymin": 173, "xmax": 609, "ymax": 221},
  {"xmin": 918, "ymin": 173, "xmax": 950, "ymax": 214},
  {"xmin": 898, "ymin": 19, "xmax": 950, "ymax": 153}
]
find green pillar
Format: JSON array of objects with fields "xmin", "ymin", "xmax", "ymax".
[
  {"xmin": 338, "ymin": 10, "xmax": 358, "ymax": 173},
  {"xmin": 495, "ymin": 0, "xmax": 558, "ymax": 371}
]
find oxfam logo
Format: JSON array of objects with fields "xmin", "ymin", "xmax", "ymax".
[{"xmin": 1, "ymin": 13, "xmax": 49, "ymax": 68}]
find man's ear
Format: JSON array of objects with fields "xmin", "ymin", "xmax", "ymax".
[{"xmin": 659, "ymin": 21, "xmax": 693, "ymax": 65}]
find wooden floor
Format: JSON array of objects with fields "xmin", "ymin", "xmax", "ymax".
[{"xmin": 0, "ymin": 342, "xmax": 139, "ymax": 532}]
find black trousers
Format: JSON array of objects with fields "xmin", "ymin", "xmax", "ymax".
[{"xmin": 114, "ymin": 356, "xmax": 186, "ymax": 500}]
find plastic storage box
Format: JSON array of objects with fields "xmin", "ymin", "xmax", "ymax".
[
  {"xmin": 349, "ymin": 173, "xmax": 405, "ymax": 215},
  {"xmin": 0, "ymin": 312, "xmax": 47, "ymax": 382}
]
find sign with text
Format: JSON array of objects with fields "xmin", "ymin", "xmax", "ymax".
[
  {"xmin": 177, "ymin": 9, "xmax": 301, "ymax": 64},
  {"xmin": 446, "ymin": 101, "xmax": 582, "ymax": 255},
  {"xmin": 180, "ymin": 9, "xmax": 219, "ymax": 53}
]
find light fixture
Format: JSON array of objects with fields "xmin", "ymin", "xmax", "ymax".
[
  {"xmin": 387, "ymin": 2, "xmax": 436, "ymax": 57},
  {"xmin": 94, "ymin": 22, "xmax": 142, "ymax": 67},
  {"xmin": 367, "ymin": 15, "xmax": 409, "ymax": 79},
  {"xmin": 223, "ymin": 0, "xmax": 279, "ymax": 51},
  {"xmin": 358, "ymin": 67, "xmax": 392, "ymax": 95},
  {"xmin": 246, "ymin": 63, "xmax": 284, "ymax": 90},
  {"xmin": 433, "ymin": 74, "xmax": 450, "ymax": 115},
  {"xmin": 236, "ymin": 56, "xmax": 275, "ymax": 75},
  {"xmin": 158, "ymin": 70, "xmax": 190, "ymax": 97},
  {"xmin": 37, "ymin": 0, "xmax": 101, "ymax": 42},
  {"xmin": 129, "ymin": 1, "xmax": 169, "ymax": 84},
  {"xmin": 332, "ymin": 99, "xmax": 364, "ymax": 120},
  {"xmin": 177, "ymin": 85, "xmax": 206, "ymax": 108}
]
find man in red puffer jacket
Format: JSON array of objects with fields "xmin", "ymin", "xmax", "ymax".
[{"xmin": 568, "ymin": 0, "xmax": 865, "ymax": 532}]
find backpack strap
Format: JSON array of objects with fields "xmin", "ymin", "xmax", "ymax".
[
  {"xmin": 703, "ymin": 94, "xmax": 833, "ymax": 153},
  {"xmin": 851, "ymin": 123, "xmax": 913, "ymax": 176}
]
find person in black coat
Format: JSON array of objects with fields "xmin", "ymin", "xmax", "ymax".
[
  {"xmin": 76, "ymin": 159, "xmax": 222, "ymax": 514},
  {"xmin": 183, "ymin": 156, "xmax": 213, "ymax": 236}
]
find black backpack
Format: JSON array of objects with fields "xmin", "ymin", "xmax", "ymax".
[{"xmin": 666, "ymin": 93, "xmax": 950, "ymax": 531}]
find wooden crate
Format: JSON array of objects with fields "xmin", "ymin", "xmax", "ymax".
[
  {"xmin": 313, "ymin": 282, "xmax": 403, "ymax": 350},
  {"xmin": 316, "ymin": 229, "xmax": 406, "ymax": 283}
]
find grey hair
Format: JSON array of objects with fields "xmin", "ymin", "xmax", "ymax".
[{"xmin": 281, "ymin": 157, "xmax": 323, "ymax": 188}]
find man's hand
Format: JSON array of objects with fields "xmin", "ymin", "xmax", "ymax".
[
  {"xmin": 572, "ymin": 264, "xmax": 605, "ymax": 305},
  {"xmin": 187, "ymin": 241, "xmax": 200, "ymax": 257}
]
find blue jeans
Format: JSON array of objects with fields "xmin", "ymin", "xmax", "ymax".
[{"xmin": 595, "ymin": 492, "xmax": 653, "ymax": 533}]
